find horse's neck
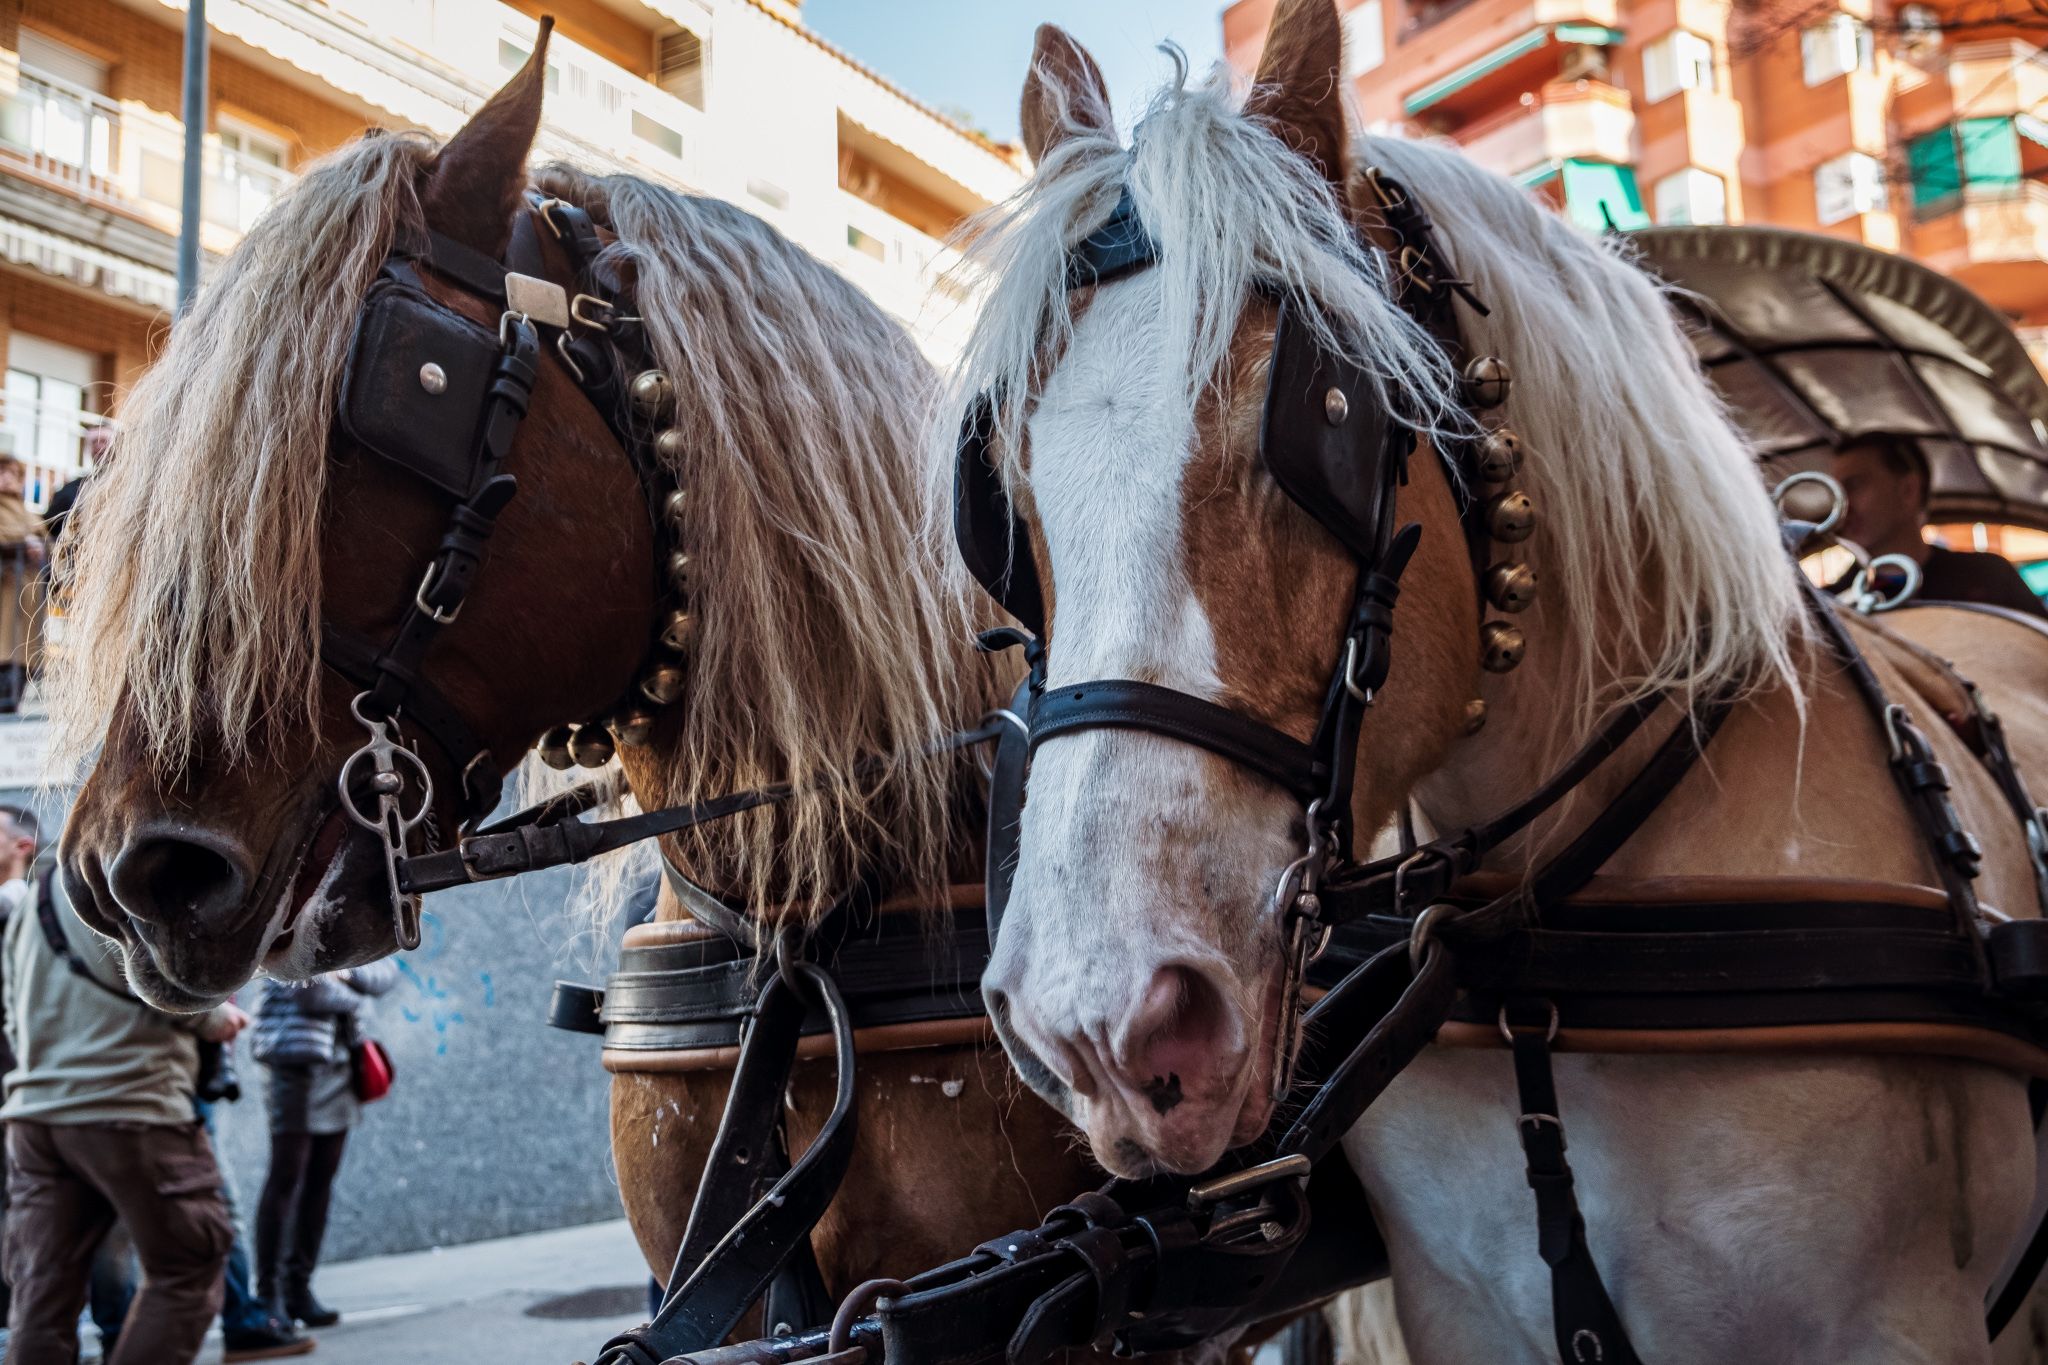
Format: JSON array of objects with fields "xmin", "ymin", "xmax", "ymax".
[{"xmin": 1412, "ymin": 627, "xmax": 1969, "ymax": 893}]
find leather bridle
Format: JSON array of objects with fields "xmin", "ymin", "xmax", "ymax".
[{"xmin": 319, "ymin": 194, "xmax": 679, "ymax": 948}]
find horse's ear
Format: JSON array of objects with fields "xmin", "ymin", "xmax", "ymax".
[
  {"xmin": 422, "ymin": 17, "xmax": 552, "ymax": 258},
  {"xmin": 1020, "ymin": 24, "xmax": 1111, "ymax": 164},
  {"xmin": 1243, "ymin": 0, "xmax": 1351, "ymax": 190}
]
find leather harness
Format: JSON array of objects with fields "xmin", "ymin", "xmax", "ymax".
[{"xmin": 317, "ymin": 188, "xmax": 2048, "ymax": 1364}]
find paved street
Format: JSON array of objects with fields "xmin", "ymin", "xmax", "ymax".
[{"xmin": 188, "ymin": 1219, "xmax": 651, "ymax": 1365}]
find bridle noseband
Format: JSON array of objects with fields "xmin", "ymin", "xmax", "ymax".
[{"xmin": 321, "ymin": 195, "xmax": 686, "ymax": 947}]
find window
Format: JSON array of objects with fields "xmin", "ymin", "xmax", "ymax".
[
  {"xmin": 659, "ymin": 30, "xmax": 706, "ymax": 109},
  {"xmin": 632, "ymin": 111, "xmax": 683, "ymax": 159},
  {"xmin": 209, "ymin": 117, "xmax": 290, "ymax": 234},
  {"xmin": 7, "ymin": 32, "xmax": 114, "ymax": 178},
  {"xmin": 497, "ymin": 38, "xmax": 562, "ymax": 92},
  {"xmin": 747, "ymin": 179, "xmax": 788, "ymax": 211},
  {"xmin": 1654, "ymin": 167, "xmax": 1727, "ymax": 224},
  {"xmin": 1641, "ymin": 30, "xmax": 1715, "ymax": 104},
  {"xmin": 1908, "ymin": 118, "xmax": 2023, "ymax": 215},
  {"xmin": 1342, "ymin": 0, "xmax": 1384, "ymax": 77},
  {"xmin": 1814, "ymin": 150, "xmax": 1887, "ymax": 224},
  {"xmin": 1801, "ymin": 15, "xmax": 1874, "ymax": 86},
  {"xmin": 2, "ymin": 335, "xmax": 99, "ymax": 511}
]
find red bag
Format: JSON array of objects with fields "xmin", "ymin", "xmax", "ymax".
[{"xmin": 350, "ymin": 1037, "xmax": 395, "ymax": 1103}]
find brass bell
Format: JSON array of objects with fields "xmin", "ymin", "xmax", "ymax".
[
  {"xmin": 1462, "ymin": 698, "xmax": 1488, "ymax": 735},
  {"xmin": 537, "ymin": 724, "xmax": 576, "ymax": 770},
  {"xmin": 1484, "ymin": 561, "xmax": 1538, "ymax": 613},
  {"xmin": 1480, "ymin": 620, "xmax": 1527, "ymax": 673},
  {"xmin": 663, "ymin": 488, "xmax": 688, "ymax": 525},
  {"xmin": 629, "ymin": 370, "xmax": 673, "ymax": 416},
  {"xmin": 1462, "ymin": 355, "xmax": 1512, "ymax": 409},
  {"xmin": 571, "ymin": 725, "xmax": 616, "ymax": 768},
  {"xmin": 612, "ymin": 708, "xmax": 657, "ymax": 747},
  {"xmin": 640, "ymin": 663, "xmax": 686, "ymax": 705},
  {"xmin": 1474, "ymin": 428, "xmax": 1522, "ymax": 483},
  {"xmin": 660, "ymin": 609, "xmax": 698, "ymax": 653},
  {"xmin": 1484, "ymin": 491, "xmax": 1535, "ymax": 543},
  {"xmin": 667, "ymin": 550, "xmax": 694, "ymax": 592},
  {"xmin": 654, "ymin": 429, "xmax": 688, "ymax": 463}
]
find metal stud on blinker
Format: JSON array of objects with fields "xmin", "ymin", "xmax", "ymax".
[
  {"xmin": 1462, "ymin": 355, "xmax": 1512, "ymax": 410},
  {"xmin": 1483, "ymin": 562, "xmax": 1539, "ymax": 613},
  {"xmin": 640, "ymin": 664, "xmax": 687, "ymax": 706},
  {"xmin": 418, "ymin": 362, "xmax": 447, "ymax": 396},
  {"xmin": 1480, "ymin": 621, "xmax": 1527, "ymax": 674},
  {"xmin": 537, "ymin": 724, "xmax": 576, "ymax": 770},
  {"xmin": 1484, "ymin": 491, "xmax": 1536, "ymax": 543},
  {"xmin": 570, "ymin": 726, "xmax": 616, "ymax": 768},
  {"xmin": 629, "ymin": 370, "xmax": 673, "ymax": 416},
  {"xmin": 1474, "ymin": 428, "xmax": 1522, "ymax": 483},
  {"xmin": 1324, "ymin": 388, "xmax": 1349, "ymax": 426}
]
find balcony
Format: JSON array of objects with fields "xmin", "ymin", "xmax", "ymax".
[
  {"xmin": 0, "ymin": 69, "xmax": 294, "ymax": 252},
  {"xmin": 1945, "ymin": 40, "xmax": 2048, "ymax": 121},
  {"xmin": 1912, "ymin": 180, "xmax": 2048, "ymax": 315},
  {"xmin": 835, "ymin": 190, "xmax": 973, "ymax": 358},
  {"xmin": 1457, "ymin": 78, "xmax": 1635, "ymax": 180}
]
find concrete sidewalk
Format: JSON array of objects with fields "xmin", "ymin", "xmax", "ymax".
[{"xmin": 196, "ymin": 1218, "xmax": 651, "ymax": 1364}]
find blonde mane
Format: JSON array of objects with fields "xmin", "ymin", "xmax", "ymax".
[
  {"xmin": 56, "ymin": 128, "xmax": 992, "ymax": 921},
  {"xmin": 936, "ymin": 62, "xmax": 1805, "ymax": 745},
  {"xmin": 55, "ymin": 132, "xmax": 437, "ymax": 771}
]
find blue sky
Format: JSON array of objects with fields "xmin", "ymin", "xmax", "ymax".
[{"xmin": 805, "ymin": 1, "xmax": 1229, "ymax": 145}]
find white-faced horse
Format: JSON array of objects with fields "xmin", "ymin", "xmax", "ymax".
[{"xmin": 946, "ymin": 2, "xmax": 2048, "ymax": 1361}]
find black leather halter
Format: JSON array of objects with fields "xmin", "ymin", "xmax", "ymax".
[{"xmin": 318, "ymin": 197, "xmax": 675, "ymax": 948}]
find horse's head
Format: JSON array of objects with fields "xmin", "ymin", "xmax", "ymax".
[
  {"xmin": 59, "ymin": 36, "xmax": 660, "ymax": 1006},
  {"xmin": 964, "ymin": 0, "xmax": 1492, "ymax": 1176}
]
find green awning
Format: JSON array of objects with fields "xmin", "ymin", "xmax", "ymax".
[
  {"xmin": 1515, "ymin": 159, "xmax": 1563, "ymax": 189},
  {"xmin": 1561, "ymin": 158, "xmax": 1647, "ymax": 231},
  {"xmin": 1402, "ymin": 24, "xmax": 1624, "ymax": 116}
]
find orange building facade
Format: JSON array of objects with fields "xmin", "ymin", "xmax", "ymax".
[
  {"xmin": 1224, "ymin": 0, "xmax": 2048, "ymax": 353},
  {"xmin": 0, "ymin": 0, "xmax": 1018, "ymax": 512}
]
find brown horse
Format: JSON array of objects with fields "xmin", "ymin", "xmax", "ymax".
[
  {"xmin": 947, "ymin": 1, "xmax": 2048, "ymax": 1359},
  {"xmin": 49, "ymin": 36, "xmax": 1219, "ymax": 1358}
]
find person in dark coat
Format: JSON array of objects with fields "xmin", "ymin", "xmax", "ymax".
[
  {"xmin": 1831, "ymin": 438, "xmax": 2046, "ymax": 616},
  {"xmin": 250, "ymin": 964, "xmax": 398, "ymax": 1329}
]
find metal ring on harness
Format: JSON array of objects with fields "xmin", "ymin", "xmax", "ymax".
[
  {"xmin": 1771, "ymin": 470, "xmax": 1847, "ymax": 541},
  {"xmin": 1849, "ymin": 552, "xmax": 1923, "ymax": 614},
  {"xmin": 826, "ymin": 1278, "xmax": 909, "ymax": 1362},
  {"xmin": 1497, "ymin": 999, "xmax": 1561, "ymax": 1047},
  {"xmin": 1409, "ymin": 902, "xmax": 1452, "ymax": 972}
]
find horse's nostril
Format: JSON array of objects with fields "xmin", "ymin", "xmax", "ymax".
[{"xmin": 108, "ymin": 830, "xmax": 253, "ymax": 936}]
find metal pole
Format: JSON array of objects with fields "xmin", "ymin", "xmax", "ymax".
[{"xmin": 175, "ymin": 0, "xmax": 208, "ymax": 316}]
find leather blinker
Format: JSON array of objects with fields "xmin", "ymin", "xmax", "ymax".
[{"xmin": 340, "ymin": 275, "xmax": 500, "ymax": 498}]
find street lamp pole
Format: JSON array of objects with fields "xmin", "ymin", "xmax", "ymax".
[{"xmin": 175, "ymin": 0, "xmax": 209, "ymax": 316}]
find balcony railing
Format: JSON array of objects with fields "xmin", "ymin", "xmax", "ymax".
[
  {"xmin": 0, "ymin": 69, "xmax": 297, "ymax": 248},
  {"xmin": 1458, "ymin": 79, "xmax": 1635, "ymax": 180},
  {"xmin": 1, "ymin": 397, "xmax": 110, "ymax": 514}
]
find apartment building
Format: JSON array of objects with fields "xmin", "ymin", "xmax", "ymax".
[
  {"xmin": 1223, "ymin": 0, "xmax": 2048, "ymax": 349},
  {"xmin": 0, "ymin": 0, "xmax": 1020, "ymax": 510}
]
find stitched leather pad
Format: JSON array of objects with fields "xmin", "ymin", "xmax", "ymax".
[
  {"xmin": 340, "ymin": 276, "xmax": 497, "ymax": 497},
  {"xmin": 1260, "ymin": 297, "xmax": 1404, "ymax": 561}
]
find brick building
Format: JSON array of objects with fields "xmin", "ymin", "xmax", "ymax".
[{"xmin": 0, "ymin": 0, "xmax": 1020, "ymax": 510}]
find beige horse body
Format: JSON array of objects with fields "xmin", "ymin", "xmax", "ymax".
[{"xmin": 950, "ymin": 1, "xmax": 2048, "ymax": 1360}]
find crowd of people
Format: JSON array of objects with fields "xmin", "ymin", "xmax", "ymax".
[
  {"xmin": 0, "ymin": 805, "xmax": 393, "ymax": 1363},
  {"xmin": 0, "ymin": 424, "xmax": 104, "ymax": 716}
]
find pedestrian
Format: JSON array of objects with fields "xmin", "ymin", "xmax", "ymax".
[
  {"xmin": 0, "ymin": 440, "xmax": 46, "ymax": 715},
  {"xmin": 1831, "ymin": 437, "xmax": 2048, "ymax": 615},
  {"xmin": 39, "ymin": 424, "xmax": 108, "ymax": 552},
  {"xmin": 1, "ymin": 846, "xmax": 245, "ymax": 1365},
  {"xmin": 251, "ymin": 962, "xmax": 397, "ymax": 1329},
  {"xmin": 0, "ymin": 807, "xmax": 34, "ymax": 925}
]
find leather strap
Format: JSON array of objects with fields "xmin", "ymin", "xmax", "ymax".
[
  {"xmin": 1028, "ymin": 680, "xmax": 1321, "ymax": 802},
  {"xmin": 1505, "ymin": 999, "xmax": 1644, "ymax": 1365},
  {"xmin": 596, "ymin": 961, "xmax": 860, "ymax": 1364}
]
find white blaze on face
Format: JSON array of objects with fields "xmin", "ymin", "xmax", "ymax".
[{"xmin": 984, "ymin": 276, "xmax": 1306, "ymax": 1175}]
